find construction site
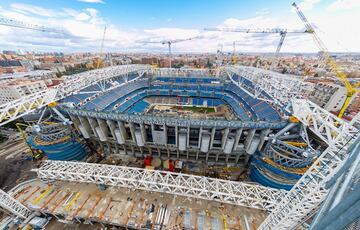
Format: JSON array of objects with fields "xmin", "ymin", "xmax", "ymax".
[{"xmin": 0, "ymin": 2, "xmax": 360, "ymax": 230}]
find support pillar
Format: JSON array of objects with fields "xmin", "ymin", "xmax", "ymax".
[
  {"xmin": 244, "ymin": 129, "xmax": 256, "ymax": 152},
  {"xmin": 258, "ymin": 129, "xmax": 271, "ymax": 151}
]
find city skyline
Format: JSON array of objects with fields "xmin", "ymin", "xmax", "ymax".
[{"xmin": 0, "ymin": 0, "xmax": 359, "ymax": 53}]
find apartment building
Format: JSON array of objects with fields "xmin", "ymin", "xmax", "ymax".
[
  {"xmin": 0, "ymin": 79, "xmax": 48, "ymax": 104},
  {"xmin": 309, "ymin": 82, "xmax": 351, "ymax": 112}
]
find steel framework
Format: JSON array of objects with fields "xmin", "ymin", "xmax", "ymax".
[
  {"xmin": 0, "ymin": 65, "xmax": 149, "ymax": 126},
  {"xmin": 258, "ymin": 100, "xmax": 360, "ymax": 230},
  {"xmin": 225, "ymin": 65, "xmax": 314, "ymax": 109},
  {"xmin": 33, "ymin": 160, "xmax": 285, "ymax": 211},
  {"xmin": 0, "ymin": 189, "xmax": 33, "ymax": 219}
]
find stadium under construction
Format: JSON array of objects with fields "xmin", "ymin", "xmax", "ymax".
[
  {"xmin": 1, "ymin": 6, "xmax": 360, "ymax": 228},
  {"xmin": 0, "ymin": 63, "xmax": 358, "ymax": 230}
]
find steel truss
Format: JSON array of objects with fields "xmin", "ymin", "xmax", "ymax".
[
  {"xmin": 33, "ymin": 160, "xmax": 285, "ymax": 211},
  {"xmin": 267, "ymin": 139, "xmax": 312, "ymax": 168},
  {"xmin": 0, "ymin": 65, "xmax": 150, "ymax": 126},
  {"xmin": 225, "ymin": 65, "xmax": 314, "ymax": 109},
  {"xmin": 258, "ymin": 99, "xmax": 360, "ymax": 230},
  {"xmin": 150, "ymin": 68, "xmax": 220, "ymax": 77},
  {"xmin": 0, "ymin": 189, "xmax": 32, "ymax": 219}
]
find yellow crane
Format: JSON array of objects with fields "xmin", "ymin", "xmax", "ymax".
[{"xmin": 292, "ymin": 2, "xmax": 360, "ymax": 118}]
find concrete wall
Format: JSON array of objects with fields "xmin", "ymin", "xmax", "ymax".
[{"xmin": 71, "ymin": 114, "xmax": 276, "ymax": 165}]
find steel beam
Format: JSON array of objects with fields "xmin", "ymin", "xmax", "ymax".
[
  {"xmin": 33, "ymin": 160, "xmax": 285, "ymax": 211},
  {"xmin": 0, "ymin": 65, "xmax": 150, "ymax": 126},
  {"xmin": 0, "ymin": 189, "xmax": 33, "ymax": 219},
  {"xmin": 258, "ymin": 101, "xmax": 360, "ymax": 230},
  {"xmin": 225, "ymin": 65, "xmax": 314, "ymax": 109}
]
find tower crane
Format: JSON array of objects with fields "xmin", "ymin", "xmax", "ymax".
[
  {"xmin": 233, "ymin": 41, "xmax": 236, "ymax": 65},
  {"xmin": 141, "ymin": 36, "xmax": 202, "ymax": 68},
  {"xmin": 292, "ymin": 2, "xmax": 360, "ymax": 118},
  {"xmin": 0, "ymin": 16, "xmax": 64, "ymax": 34},
  {"xmin": 204, "ymin": 27, "xmax": 310, "ymax": 68},
  {"xmin": 94, "ymin": 26, "xmax": 107, "ymax": 69}
]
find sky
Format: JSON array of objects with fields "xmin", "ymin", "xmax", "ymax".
[{"xmin": 0, "ymin": 0, "xmax": 359, "ymax": 53}]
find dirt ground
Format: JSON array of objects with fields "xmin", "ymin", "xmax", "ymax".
[{"xmin": 0, "ymin": 137, "xmax": 37, "ymax": 191}]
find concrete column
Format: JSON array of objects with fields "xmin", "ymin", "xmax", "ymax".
[
  {"xmin": 129, "ymin": 122, "xmax": 136, "ymax": 143},
  {"xmin": 235, "ymin": 152, "xmax": 242, "ymax": 164},
  {"xmin": 210, "ymin": 127, "xmax": 216, "ymax": 149},
  {"xmin": 258, "ymin": 129, "xmax": 271, "ymax": 151},
  {"xmin": 135, "ymin": 129, "xmax": 145, "ymax": 147},
  {"xmin": 87, "ymin": 117, "xmax": 99, "ymax": 138},
  {"xmin": 178, "ymin": 130, "xmax": 187, "ymax": 151},
  {"xmin": 200, "ymin": 133, "xmax": 211, "ymax": 153},
  {"xmin": 140, "ymin": 123, "xmax": 147, "ymax": 143},
  {"xmin": 224, "ymin": 136, "xmax": 235, "ymax": 154},
  {"xmin": 96, "ymin": 119, "xmax": 108, "ymax": 142},
  {"xmin": 233, "ymin": 128, "xmax": 243, "ymax": 151},
  {"xmin": 75, "ymin": 115, "xmax": 91, "ymax": 139},
  {"xmin": 115, "ymin": 121, "xmax": 126, "ymax": 144},
  {"xmin": 175, "ymin": 126, "xmax": 178, "ymax": 147},
  {"xmin": 244, "ymin": 129, "xmax": 256, "ymax": 152},
  {"xmin": 163, "ymin": 125, "xmax": 168, "ymax": 145},
  {"xmin": 106, "ymin": 120, "xmax": 117, "ymax": 140},
  {"xmin": 198, "ymin": 127, "xmax": 203, "ymax": 149},
  {"xmin": 221, "ymin": 128, "xmax": 229, "ymax": 150},
  {"xmin": 98, "ymin": 119, "xmax": 109, "ymax": 136},
  {"xmin": 69, "ymin": 115, "xmax": 80, "ymax": 128},
  {"xmin": 78, "ymin": 116, "xmax": 92, "ymax": 138}
]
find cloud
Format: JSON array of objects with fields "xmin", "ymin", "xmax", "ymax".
[
  {"xmin": 10, "ymin": 3, "xmax": 55, "ymax": 17},
  {"xmin": 327, "ymin": 0, "xmax": 360, "ymax": 11},
  {"xmin": 296, "ymin": 0, "xmax": 321, "ymax": 11},
  {"xmin": 77, "ymin": 0, "xmax": 105, "ymax": 3},
  {"xmin": 256, "ymin": 8, "xmax": 269, "ymax": 15},
  {"xmin": 0, "ymin": 2, "xmax": 359, "ymax": 53}
]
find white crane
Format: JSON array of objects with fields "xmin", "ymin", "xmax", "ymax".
[
  {"xmin": 204, "ymin": 27, "xmax": 311, "ymax": 68},
  {"xmin": 0, "ymin": 16, "xmax": 65, "ymax": 34},
  {"xmin": 141, "ymin": 36, "xmax": 202, "ymax": 68}
]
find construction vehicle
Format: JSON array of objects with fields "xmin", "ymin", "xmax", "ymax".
[{"xmin": 292, "ymin": 2, "xmax": 360, "ymax": 118}]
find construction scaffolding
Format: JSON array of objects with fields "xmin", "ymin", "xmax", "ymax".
[
  {"xmin": 258, "ymin": 101, "xmax": 360, "ymax": 229},
  {"xmin": 32, "ymin": 160, "xmax": 285, "ymax": 211}
]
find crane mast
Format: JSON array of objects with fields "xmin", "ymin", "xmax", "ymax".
[
  {"xmin": 141, "ymin": 36, "xmax": 202, "ymax": 68},
  {"xmin": 292, "ymin": 2, "xmax": 359, "ymax": 118},
  {"xmin": 204, "ymin": 27, "xmax": 309, "ymax": 69}
]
